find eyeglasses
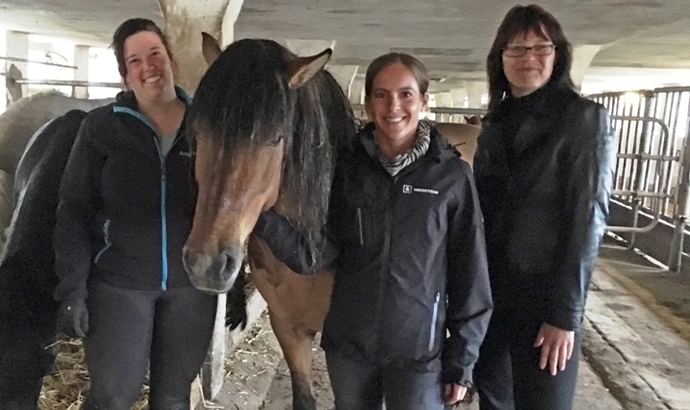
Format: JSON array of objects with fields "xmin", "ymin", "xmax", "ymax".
[{"xmin": 502, "ymin": 44, "xmax": 556, "ymax": 57}]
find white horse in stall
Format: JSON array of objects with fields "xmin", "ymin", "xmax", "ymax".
[{"xmin": 0, "ymin": 91, "xmax": 115, "ymax": 249}]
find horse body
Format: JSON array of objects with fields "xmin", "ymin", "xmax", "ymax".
[
  {"xmin": 0, "ymin": 91, "xmax": 114, "ymax": 248},
  {"xmin": 0, "ymin": 110, "xmax": 88, "ymax": 409},
  {"xmin": 435, "ymin": 121, "xmax": 481, "ymax": 168}
]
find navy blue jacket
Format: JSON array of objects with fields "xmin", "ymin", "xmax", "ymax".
[{"xmin": 54, "ymin": 88, "xmax": 196, "ymax": 301}]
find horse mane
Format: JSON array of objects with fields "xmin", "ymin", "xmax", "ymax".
[{"xmin": 189, "ymin": 39, "xmax": 357, "ymax": 263}]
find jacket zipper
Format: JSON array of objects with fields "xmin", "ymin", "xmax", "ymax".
[
  {"xmin": 356, "ymin": 207, "xmax": 364, "ymax": 245},
  {"xmin": 155, "ymin": 141, "xmax": 169, "ymax": 291},
  {"xmin": 375, "ymin": 177, "xmax": 395, "ymax": 361},
  {"xmin": 113, "ymin": 105, "xmax": 183, "ymax": 291},
  {"xmin": 429, "ymin": 292, "xmax": 441, "ymax": 351}
]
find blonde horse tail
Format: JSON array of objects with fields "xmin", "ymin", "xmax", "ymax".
[{"xmin": 0, "ymin": 169, "xmax": 14, "ymax": 255}]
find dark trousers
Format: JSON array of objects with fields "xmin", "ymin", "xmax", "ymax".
[
  {"xmin": 474, "ymin": 310, "xmax": 581, "ymax": 410},
  {"xmin": 81, "ymin": 280, "xmax": 217, "ymax": 410},
  {"xmin": 326, "ymin": 352, "xmax": 446, "ymax": 410}
]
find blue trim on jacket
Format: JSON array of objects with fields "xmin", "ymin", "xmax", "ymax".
[{"xmin": 111, "ymin": 86, "xmax": 190, "ymax": 290}]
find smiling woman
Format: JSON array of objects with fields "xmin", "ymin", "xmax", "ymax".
[{"xmin": 52, "ymin": 18, "xmax": 217, "ymax": 410}]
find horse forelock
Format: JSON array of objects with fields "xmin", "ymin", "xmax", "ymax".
[{"xmin": 190, "ymin": 39, "xmax": 294, "ymax": 151}]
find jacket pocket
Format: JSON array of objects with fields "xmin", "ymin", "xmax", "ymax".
[
  {"xmin": 429, "ymin": 292, "xmax": 441, "ymax": 352},
  {"xmin": 94, "ymin": 219, "xmax": 112, "ymax": 264}
]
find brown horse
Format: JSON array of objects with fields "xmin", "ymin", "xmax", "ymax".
[
  {"xmin": 435, "ymin": 120, "xmax": 482, "ymax": 168},
  {"xmin": 183, "ymin": 34, "xmax": 357, "ymax": 410},
  {"xmin": 183, "ymin": 34, "xmax": 483, "ymax": 409}
]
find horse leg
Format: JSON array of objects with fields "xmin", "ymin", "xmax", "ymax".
[{"xmin": 268, "ymin": 311, "xmax": 317, "ymax": 410}]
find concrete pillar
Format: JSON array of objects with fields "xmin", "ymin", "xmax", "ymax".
[
  {"xmin": 464, "ymin": 80, "xmax": 487, "ymax": 109},
  {"xmin": 160, "ymin": 0, "xmax": 244, "ymax": 94},
  {"xmin": 221, "ymin": 0, "xmax": 243, "ymax": 47},
  {"xmin": 433, "ymin": 92, "xmax": 453, "ymax": 122},
  {"xmin": 73, "ymin": 45, "xmax": 90, "ymax": 99},
  {"xmin": 159, "ymin": 0, "xmax": 245, "ymax": 403},
  {"xmin": 450, "ymin": 88, "xmax": 468, "ymax": 108},
  {"xmin": 327, "ymin": 64, "xmax": 358, "ymax": 98},
  {"xmin": 285, "ymin": 39, "xmax": 336, "ymax": 57},
  {"xmin": 572, "ymin": 44, "xmax": 603, "ymax": 94},
  {"xmin": 350, "ymin": 76, "xmax": 365, "ymax": 106},
  {"xmin": 6, "ymin": 31, "xmax": 29, "ymax": 103},
  {"xmin": 434, "ymin": 92, "xmax": 453, "ymax": 107}
]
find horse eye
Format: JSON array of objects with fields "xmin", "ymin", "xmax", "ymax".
[{"xmin": 267, "ymin": 135, "xmax": 284, "ymax": 147}]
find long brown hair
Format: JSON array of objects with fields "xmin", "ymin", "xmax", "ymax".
[{"xmin": 486, "ymin": 4, "xmax": 574, "ymax": 110}]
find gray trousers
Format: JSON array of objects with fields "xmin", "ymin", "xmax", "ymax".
[{"xmin": 81, "ymin": 280, "xmax": 217, "ymax": 410}]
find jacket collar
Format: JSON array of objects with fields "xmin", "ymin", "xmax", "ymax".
[
  {"xmin": 114, "ymin": 85, "xmax": 191, "ymax": 110},
  {"xmin": 356, "ymin": 122, "xmax": 451, "ymax": 161},
  {"xmin": 354, "ymin": 122, "xmax": 454, "ymax": 178}
]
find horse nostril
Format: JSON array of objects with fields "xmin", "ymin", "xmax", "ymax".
[
  {"xmin": 221, "ymin": 246, "xmax": 244, "ymax": 281},
  {"xmin": 182, "ymin": 246, "xmax": 199, "ymax": 271}
]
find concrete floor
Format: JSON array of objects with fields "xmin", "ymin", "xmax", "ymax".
[{"xmin": 207, "ymin": 244, "xmax": 690, "ymax": 410}]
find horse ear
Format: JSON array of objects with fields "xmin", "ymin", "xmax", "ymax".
[
  {"xmin": 286, "ymin": 48, "xmax": 332, "ymax": 89},
  {"xmin": 201, "ymin": 32, "xmax": 222, "ymax": 66}
]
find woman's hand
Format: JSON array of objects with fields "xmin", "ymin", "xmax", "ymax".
[
  {"xmin": 444, "ymin": 383, "xmax": 467, "ymax": 405},
  {"xmin": 534, "ymin": 322, "xmax": 574, "ymax": 375}
]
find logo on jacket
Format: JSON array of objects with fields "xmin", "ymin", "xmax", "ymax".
[
  {"xmin": 402, "ymin": 184, "xmax": 439, "ymax": 195},
  {"xmin": 179, "ymin": 150, "xmax": 196, "ymax": 158}
]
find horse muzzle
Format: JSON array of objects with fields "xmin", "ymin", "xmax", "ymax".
[{"xmin": 182, "ymin": 245, "xmax": 244, "ymax": 294}]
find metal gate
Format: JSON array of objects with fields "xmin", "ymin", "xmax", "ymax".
[{"xmin": 589, "ymin": 87, "xmax": 690, "ymax": 271}]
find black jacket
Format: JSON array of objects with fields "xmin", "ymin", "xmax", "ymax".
[
  {"xmin": 259, "ymin": 124, "xmax": 493, "ymax": 386},
  {"xmin": 54, "ymin": 88, "xmax": 196, "ymax": 301},
  {"xmin": 257, "ymin": 125, "xmax": 492, "ymax": 385},
  {"xmin": 473, "ymin": 85, "xmax": 616, "ymax": 331}
]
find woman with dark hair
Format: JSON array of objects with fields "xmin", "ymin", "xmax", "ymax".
[
  {"xmin": 53, "ymin": 18, "xmax": 217, "ymax": 409},
  {"xmin": 256, "ymin": 52, "xmax": 493, "ymax": 409},
  {"xmin": 472, "ymin": 4, "xmax": 616, "ymax": 410}
]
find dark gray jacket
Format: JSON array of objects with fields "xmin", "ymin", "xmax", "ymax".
[
  {"xmin": 473, "ymin": 84, "xmax": 616, "ymax": 331},
  {"xmin": 258, "ymin": 124, "xmax": 492, "ymax": 386},
  {"xmin": 54, "ymin": 88, "xmax": 196, "ymax": 302}
]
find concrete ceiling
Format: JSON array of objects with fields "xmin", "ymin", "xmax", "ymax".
[{"xmin": 1, "ymin": 0, "xmax": 690, "ymax": 95}]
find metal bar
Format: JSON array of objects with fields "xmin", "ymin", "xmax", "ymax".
[
  {"xmin": 668, "ymin": 92, "xmax": 690, "ymax": 272},
  {"xmin": 669, "ymin": 215, "xmax": 686, "ymax": 273},
  {"xmin": 7, "ymin": 78, "xmax": 123, "ymax": 88},
  {"xmin": 616, "ymin": 154, "xmax": 679, "ymax": 161},
  {"xmin": 351, "ymin": 104, "xmax": 488, "ymax": 117},
  {"xmin": 425, "ymin": 107, "xmax": 487, "ymax": 115},
  {"xmin": 0, "ymin": 55, "xmax": 77, "ymax": 69},
  {"xmin": 607, "ymin": 205, "xmax": 662, "ymax": 233},
  {"xmin": 612, "ymin": 190, "xmax": 674, "ymax": 198}
]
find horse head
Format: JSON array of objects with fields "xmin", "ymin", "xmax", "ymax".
[{"xmin": 183, "ymin": 34, "xmax": 346, "ymax": 294}]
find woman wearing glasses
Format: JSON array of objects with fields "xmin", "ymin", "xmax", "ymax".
[{"xmin": 472, "ymin": 4, "xmax": 616, "ymax": 410}]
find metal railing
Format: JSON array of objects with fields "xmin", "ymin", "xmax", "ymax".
[
  {"xmin": 350, "ymin": 104, "xmax": 486, "ymax": 124},
  {"xmin": 605, "ymin": 115, "xmax": 677, "ymax": 235},
  {"xmin": 589, "ymin": 87, "xmax": 690, "ymax": 270}
]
